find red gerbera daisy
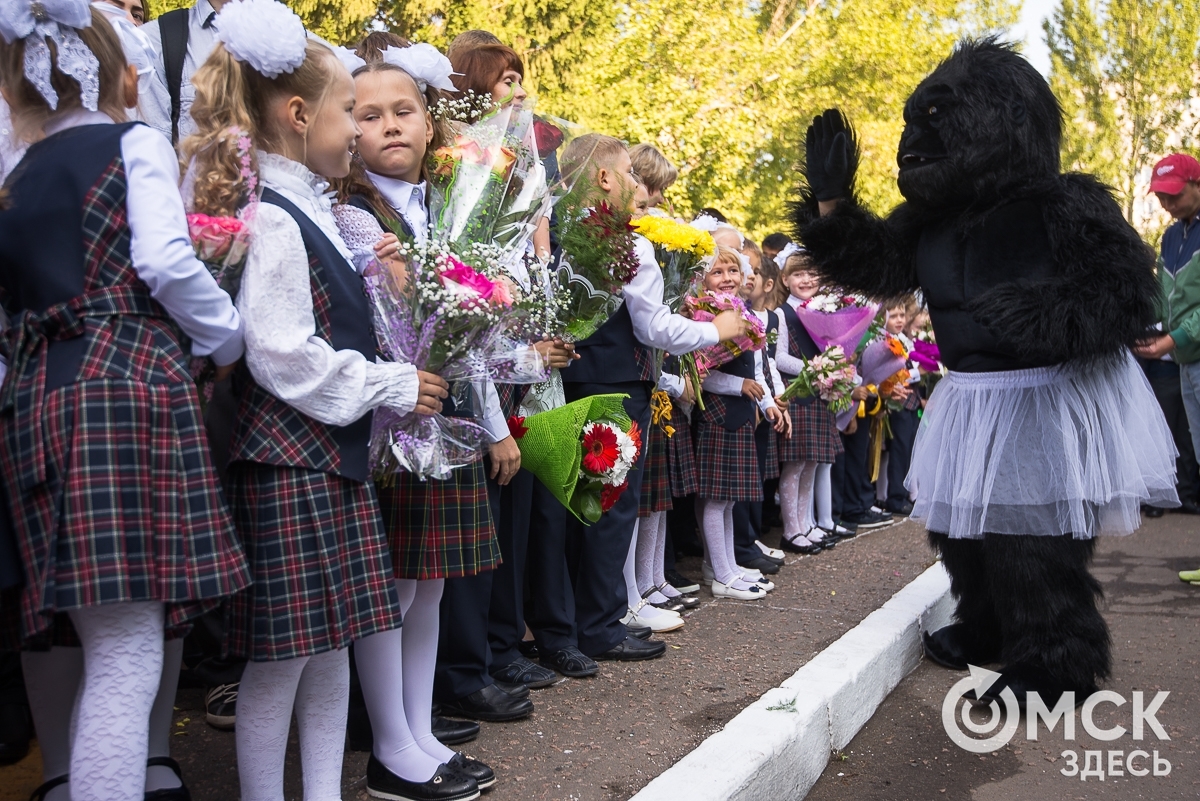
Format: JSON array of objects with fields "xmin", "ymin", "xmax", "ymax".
[
  {"xmin": 581, "ymin": 425, "xmax": 619, "ymax": 475},
  {"xmin": 600, "ymin": 480, "xmax": 627, "ymax": 511},
  {"xmin": 626, "ymin": 420, "xmax": 643, "ymax": 457}
]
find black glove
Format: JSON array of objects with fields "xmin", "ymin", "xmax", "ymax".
[{"xmin": 805, "ymin": 109, "xmax": 859, "ymax": 202}]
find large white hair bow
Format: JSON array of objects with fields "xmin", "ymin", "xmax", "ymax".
[
  {"xmin": 331, "ymin": 45, "xmax": 365, "ymax": 74},
  {"xmin": 381, "ymin": 43, "xmax": 458, "ymax": 92},
  {"xmin": 0, "ymin": 0, "xmax": 99, "ymax": 111},
  {"xmin": 774, "ymin": 241, "xmax": 802, "ymax": 269},
  {"xmin": 216, "ymin": 0, "xmax": 307, "ymax": 79}
]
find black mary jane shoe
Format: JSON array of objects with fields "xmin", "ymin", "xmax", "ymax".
[
  {"xmin": 145, "ymin": 757, "xmax": 191, "ymax": 801},
  {"xmin": 446, "ymin": 752, "xmax": 496, "ymax": 791},
  {"xmin": 644, "ymin": 587, "xmax": 685, "ymax": 613},
  {"xmin": 779, "ymin": 534, "xmax": 821, "ymax": 555},
  {"xmin": 656, "ymin": 585, "xmax": 700, "ymax": 610},
  {"xmin": 30, "ymin": 775, "xmax": 68, "ymax": 801},
  {"xmin": 366, "ymin": 754, "xmax": 480, "ymax": 801}
]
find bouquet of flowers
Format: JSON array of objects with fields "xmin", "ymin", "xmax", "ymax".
[
  {"xmin": 677, "ymin": 293, "xmax": 767, "ymax": 408},
  {"xmin": 795, "ymin": 291, "xmax": 879, "ymax": 355},
  {"xmin": 508, "ymin": 394, "xmax": 642, "ymax": 523},
  {"xmin": 629, "ymin": 215, "xmax": 714, "ymax": 312},
  {"xmin": 779, "ymin": 345, "xmax": 859, "ymax": 413}
]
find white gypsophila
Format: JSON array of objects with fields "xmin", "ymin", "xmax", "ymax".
[
  {"xmin": 381, "ymin": 43, "xmax": 458, "ymax": 92},
  {"xmin": 216, "ymin": 0, "xmax": 307, "ymax": 79}
]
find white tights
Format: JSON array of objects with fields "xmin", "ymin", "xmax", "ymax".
[
  {"xmin": 623, "ymin": 520, "xmax": 670, "ymax": 620},
  {"xmin": 354, "ymin": 578, "xmax": 451, "ymax": 783},
  {"xmin": 23, "ymin": 617, "xmax": 186, "ymax": 800},
  {"xmin": 635, "ymin": 511, "xmax": 676, "ymax": 601},
  {"xmin": 698, "ymin": 498, "xmax": 750, "ymax": 589},
  {"xmin": 236, "ymin": 648, "xmax": 349, "ymax": 801},
  {"xmin": 780, "ymin": 461, "xmax": 817, "ymax": 540}
]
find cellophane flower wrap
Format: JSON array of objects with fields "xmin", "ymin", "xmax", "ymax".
[
  {"xmin": 360, "ymin": 105, "xmax": 556, "ymax": 482},
  {"xmin": 549, "ymin": 199, "xmax": 640, "ymax": 342},
  {"xmin": 779, "ymin": 345, "xmax": 859, "ymax": 413},
  {"xmin": 795, "ymin": 292, "xmax": 880, "ymax": 355},
  {"xmin": 508, "ymin": 394, "xmax": 642, "ymax": 524},
  {"xmin": 630, "ymin": 215, "xmax": 713, "ymax": 313},
  {"xmin": 677, "ymin": 293, "xmax": 767, "ymax": 409}
]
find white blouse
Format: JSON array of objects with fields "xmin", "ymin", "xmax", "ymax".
[
  {"xmin": 237, "ymin": 154, "xmax": 417, "ymax": 427},
  {"xmin": 626, "ymin": 234, "xmax": 719, "ymax": 354}
]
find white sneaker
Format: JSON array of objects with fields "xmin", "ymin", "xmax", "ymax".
[
  {"xmin": 755, "ymin": 540, "xmax": 785, "ymax": 560},
  {"xmin": 711, "ymin": 580, "xmax": 765, "ymax": 600}
]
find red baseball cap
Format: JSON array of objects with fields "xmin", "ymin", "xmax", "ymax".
[{"xmin": 1149, "ymin": 154, "xmax": 1200, "ymax": 195}]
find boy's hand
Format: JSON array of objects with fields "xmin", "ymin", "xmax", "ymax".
[
  {"xmin": 741, "ymin": 379, "xmax": 765, "ymax": 401},
  {"xmin": 488, "ymin": 436, "xmax": 521, "ymax": 486},
  {"xmin": 414, "ymin": 371, "xmax": 449, "ymax": 415},
  {"xmin": 712, "ymin": 310, "xmax": 750, "ymax": 342}
]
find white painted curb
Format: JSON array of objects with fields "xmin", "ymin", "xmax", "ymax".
[{"xmin": 630, "ymin": 561, "xmax": 954, "ymax": 801}]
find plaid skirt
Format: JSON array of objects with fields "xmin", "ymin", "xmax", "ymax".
[
  {"xmin": 225, "ymin": 463, "xmax": 401, "ymax": 662},
  {"xmin": 0, "ymin": 378, "xmax": 250, "ymax": 647},
  {"xmin": 376, "ymin": 459, "xmax": 500, "ymax": 580},
  {"xmin": 639, "ymin": 422, "xmax": 673, "ymax": 516},
  {"xmin": 666, "ymin": 404, "xmax": 699, "ymax": 497},
  {"xmin": 760, "ymin": 419, "xmax": 781, "ymax": 480},
  {"xmin": 778, "ymin": 400, "xmax": 844, "ymax": 464},
  {"xmin": 693, "ymin": 417, "xmax": 762, "ymax": 502}
]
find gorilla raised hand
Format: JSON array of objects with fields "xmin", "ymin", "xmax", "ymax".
[
  {"xmin": 793, "ymin": 39, "xmax": 1171, "ymax": 706},
  {"xmin": 796, "ymin": 39, "xmax": 1158, "ymax": 373}
]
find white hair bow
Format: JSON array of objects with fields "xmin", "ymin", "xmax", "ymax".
[
  {"xmin": 332, "ymin": 45, "xmax": 365, "ymax": 74},
  {"xmin": 216, "ymin": 0, "xmax": 307, "ymax": 79},
  {"xmin": 0, "ymin": 0, "xmax": 99, "ymax": 111},
  {"xmin": 381, "ymin": 43, "xmax": 458, "ymax": 92},
  {"xmin": 774, "ymin": 241, "xmax": 802, "ymax": 269}
]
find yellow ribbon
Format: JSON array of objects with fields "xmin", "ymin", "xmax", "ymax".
[{"xmin": 650, "ymin": 390, "xmax": 676, "ymax": 438}]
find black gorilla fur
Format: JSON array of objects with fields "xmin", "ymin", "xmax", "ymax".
[{"xmin": 793, "ymin": 39, "xmax": 1159, "ymax": 701}]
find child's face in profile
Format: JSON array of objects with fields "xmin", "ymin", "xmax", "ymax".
[
  {"xmin": 704, "ymin": 258, "xmax": 742, "ymax": 294},
  {"xmin": 907, "ymin": 309, "xmax": 930, "ymax": 334},
  {"xmin": 786, "ymin": 268, "xmax": 820, "ymax": 300},
  {"xmin": 885, "ymin": 307, "xmax": 908, "ymax": 334},
  {"xmin": 746, "ymin": 269, "xmax": 774, "ymax": 306},
  {"xmin": 598, "ymin": 150, "xmax": 641, "ymax": 213}
]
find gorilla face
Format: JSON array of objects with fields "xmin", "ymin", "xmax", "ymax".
[{"xmin": 894, "ymin": 39, "xmax": 1063, "ymax": 209}]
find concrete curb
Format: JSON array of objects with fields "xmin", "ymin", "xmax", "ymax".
[{"xmin": 629, "ymin": 561, "xmax": 954, "ymax": 801}]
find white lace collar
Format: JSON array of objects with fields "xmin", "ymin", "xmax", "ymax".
[{"xmin": 257, "ymin": 151, "xmax": 355, "ymax": 267}]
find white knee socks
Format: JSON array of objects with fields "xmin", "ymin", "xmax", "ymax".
[
  {"xmin": 237, "ymin": 649, "xmax": 349, "ymax": 801},
  {"xmin": 395, "ymin": 579, "xmax": 455, "ymax": 764},
  {"xmin": 68, "ymin": 601, "xmax": 165, "ymax": 801},
  {"xmin": 22, "ymin": 646, "xmax": 82, "ymax": 801}
]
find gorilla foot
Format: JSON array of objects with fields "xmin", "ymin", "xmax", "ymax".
[
  {"xmin": 923, "ymin": 623, "xmax": 1001, "ymax": 671},
  {"xmin": 972, "ymin": 662, "xmax": 1097, "ymax": 710}
]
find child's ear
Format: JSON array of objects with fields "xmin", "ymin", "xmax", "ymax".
[
  {"xmin": 595, "ymin": 166, "xmax": 611, "ymax": 192},
  {"xmin": 424, "ymin": 111, "xmax": 434, "ymax": 146},
  {"xmin": 284, "ymin": 95, "xmax": 309, "ymax": 135}
]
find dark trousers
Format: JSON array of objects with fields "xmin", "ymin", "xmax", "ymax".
[
  {"xmin": 930, "ymin": 531, "xmax": 1109, "ymax": 691},
  {"xmin": 832, "ymin": 419, "xmax": 874, "ymax": 519},
  {"xmin": 524, "ymin": 475, "xmax": 577, "ymax": 654},
  {"xmin": 1142, "ymin": 359, "xmax": 1200, "ymax": 502},
  {"xmin": 434, "ymin": 467, "xmax": 501, "ymax": 702},
  {"xmin": 487, "ymin": 469, "xmax": 533, "ymax": 671},
  {"xmin": 561, "ymin": 381, "xmax": 652, "ymax": 656},
  {"xmin": 886, "ymin": 407, "xmax": 920, "ymax": 509},
  {"xmin": 182, "ymin": 607, "xmax": 245, "ymax": 688}
]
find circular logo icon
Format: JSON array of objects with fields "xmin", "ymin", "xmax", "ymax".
[{"xmin": 941, "ymin": 665, "xmax": 1020, "ymax": 754}]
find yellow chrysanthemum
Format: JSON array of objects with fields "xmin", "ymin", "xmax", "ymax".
[{"xmin": 631, "ymin": 216, "xmax": 715, "ymax": 258}]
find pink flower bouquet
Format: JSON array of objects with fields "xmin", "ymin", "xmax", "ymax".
[
  {"xmin": 795, "ymin": 292, "xmax": 879, "ymax": 355},
  {"xmin": 676, "ymin": 293, "xmax": 766, "ymax": 409},
  {"xmin": 779, "ymin": 345, "xmax": 859, "ymax": 413}
]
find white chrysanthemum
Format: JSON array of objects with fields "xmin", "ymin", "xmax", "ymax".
[{"xmin": 216, "ymin": 0, "xmax": 307, "ymax": 79}]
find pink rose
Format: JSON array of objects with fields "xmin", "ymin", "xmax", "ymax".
[
  {"xmin": 188, "ymin": 213, "xmax": 245, "ymax": 262},
  {"xmin": 490, "ymin": 278, "xmax": 514, "ymax": 307},
  {"xmin": 440, "ymin": 258, "xmax": 496, "ymax": 302}
]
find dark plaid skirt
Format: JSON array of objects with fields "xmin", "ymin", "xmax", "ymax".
[
  {"xmin": 779, "ymin": 400, "xmax": 843, "ymax": 464},
  {"xmin": 639, "ymin": 422, "xmax": 672, "ymax": 516},
  {"xmin": 375, "ymin": 459, "xmax": 500, "ymax": 580},
  {"xmin": 693, "ymin": 417, "xmax": 762, "ymax": 502},
  {"xmin": 666, "ymin": 404, "xmax": 699, "ymax": 497},
  {"xmin": 760, "ymin": 419, "xmax": 781, "ymax": 480},
  {"xmin": 0, "ymin": 379, "xmax": 250, "ymax": 647},
  {"xmin": 225, "ymin": 462, "xmax": 401, "ymax": 661}
]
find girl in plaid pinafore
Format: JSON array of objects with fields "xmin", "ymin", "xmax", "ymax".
[
  {"xmin": 326, "ymin": 44, "xmax": 502, "ymax": 796},
  {"xmin": 776, "ymin": 256, "xmax": 845, "ymax": 553},
  {"xmin": 692, "ymin": 247, "xmax": 786, "ymax": 601},
  {"xmin": 0, "ymin": 9, "xmax": 248, "ymax": 799},
  {"xmin": 182, "ymin": 20, "xmax": 448, "ymax": 799}
]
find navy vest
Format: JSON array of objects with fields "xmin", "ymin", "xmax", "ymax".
[
  {"xmin": 700, "ymin": 348, "xmax": 756, "ymax": 432},
  {"xmin": 229, "ymin": 189, "xmax": 375, "ymax": 482},
  {"xmin": 561, "ymin": 302, "xmax": 656, "ymax": 386},
  {"xmin": 779, "ymin": 301, "xmax": 820, "ymax": 407}
]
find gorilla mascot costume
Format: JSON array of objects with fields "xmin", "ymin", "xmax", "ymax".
[{"xmin": 794, "ymin": 39, "xmax": 1178, "ymax": 706}]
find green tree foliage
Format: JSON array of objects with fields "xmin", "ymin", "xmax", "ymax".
[{"xmin": 1046, "ymin": 0, "xmax": 1200, "ymax": 231}]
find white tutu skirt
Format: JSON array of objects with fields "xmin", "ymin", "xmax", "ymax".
[{"xmin": 906, "ymin": 351, "xmax": 1178, "ymax": 539}]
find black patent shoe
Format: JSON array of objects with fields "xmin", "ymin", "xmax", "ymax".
[
  {"xmin": 595, "ymin": 635, "xmax": 666, "ymax": 661},
  {"xmin": 432, "ymin": 714, "xmax": 479, "ymax": 746},
  {"xmin": 30, "ymin": 775, "xmax": 68, "ymax": 801},
  {"xmin": 366, "ymin": 755, "xmax": 479, "ymax": 801},
  {"xmin": 144, "ymin": 757, "xmax": 191, "ymax": 801},
  {"xmin": 439, "ymin": 684, "xmax": 532, "ymax": 722},
  {"xmin": 446, "ymin": 753, "xmax": 496, "ymax": 791},
  {"xmin": 779, "ymin": 534, "xmax": 820, "ymax": 555}
]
